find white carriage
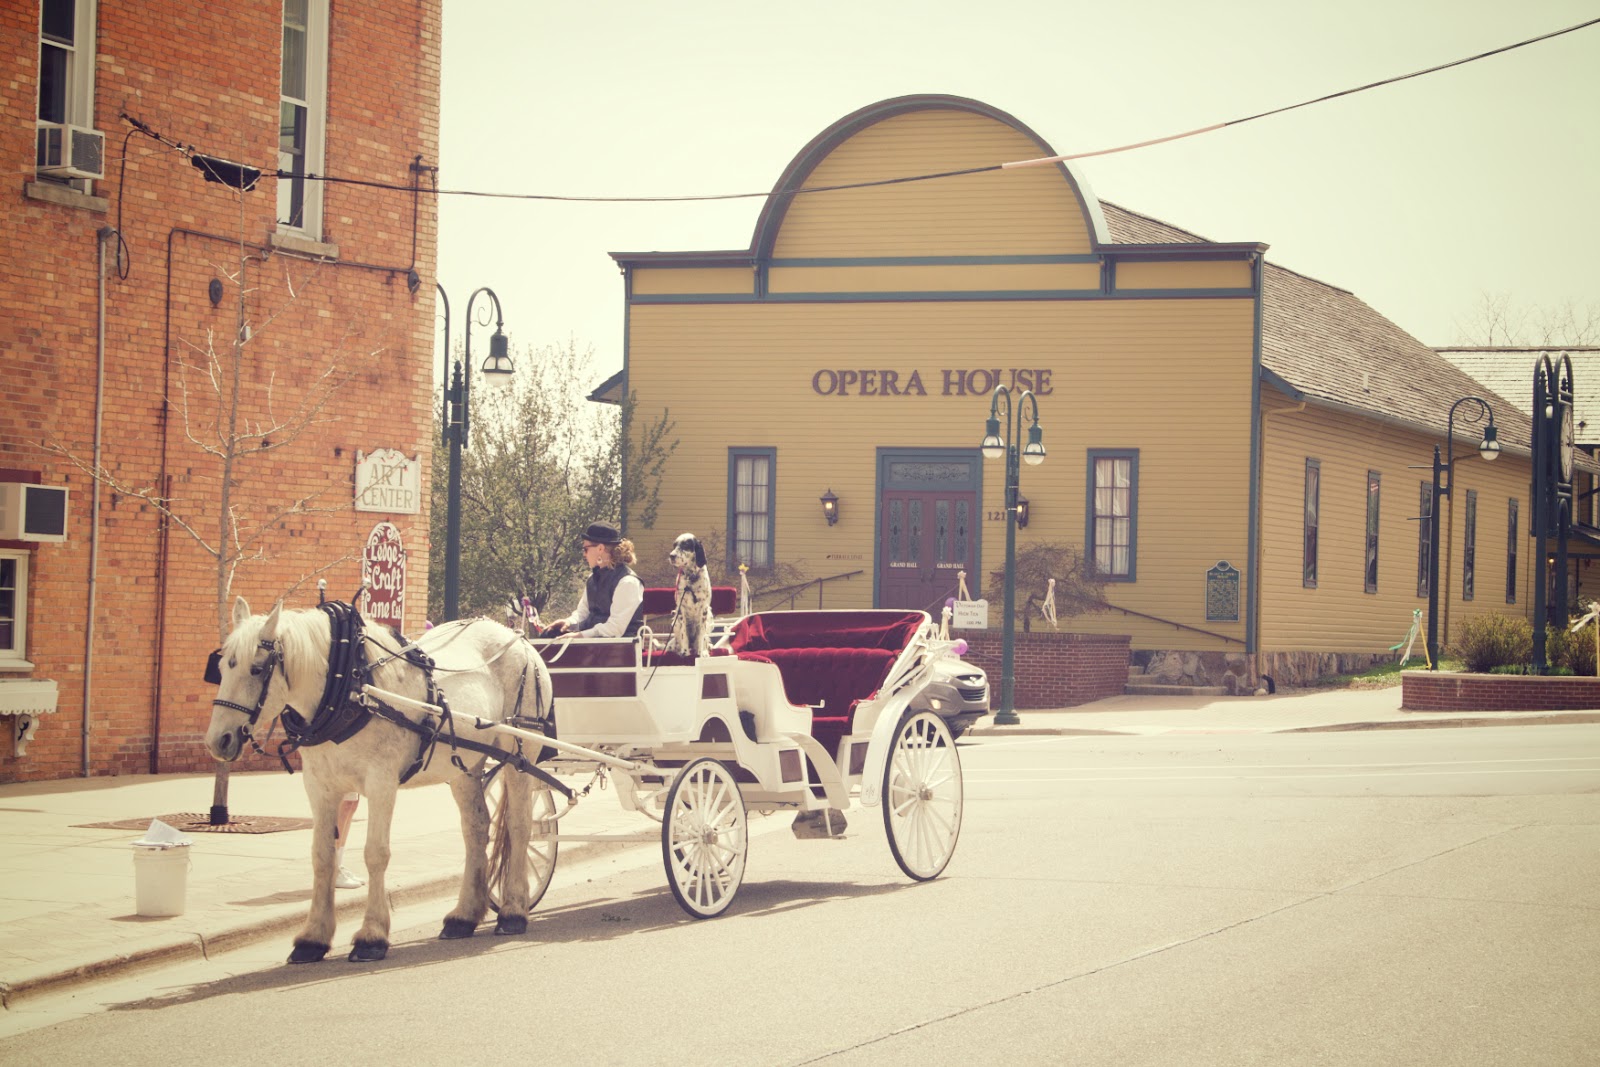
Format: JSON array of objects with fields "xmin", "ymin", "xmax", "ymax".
[{"xmin": 493, "ymin": 608, "xmax": 967, "ymax": 918}]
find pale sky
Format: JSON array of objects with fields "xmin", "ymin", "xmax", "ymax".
[{"xmin": 433, "ymin": 0, "xmax": 1599, "ymax": 389}]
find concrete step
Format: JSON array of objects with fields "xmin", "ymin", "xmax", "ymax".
[{"xmin": 1123, "ymin": 682, "xmax": 1230, "ymax": 697}]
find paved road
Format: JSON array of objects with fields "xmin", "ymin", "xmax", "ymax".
[{"xmin": 2, "ymin": 725, "xmax": 1596, "ymax": 1065}]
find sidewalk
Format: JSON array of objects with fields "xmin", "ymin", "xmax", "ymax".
[{"xmin": 2, "ymin": 684, "xmax": 1595, "ymax": 1009}]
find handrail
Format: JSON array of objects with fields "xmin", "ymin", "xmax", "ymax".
[
  {"xmin": 752, "ymin": 569, "xmax": 864, "ymax": 610},
  {"xmin": 1093, "ymin": 600, "xmax": 1245, "ymax": 645}
]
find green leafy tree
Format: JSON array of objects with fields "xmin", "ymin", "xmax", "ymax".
[{"xmin": 429, "ymin": 340, "xmax": 677, "ymax": 621}]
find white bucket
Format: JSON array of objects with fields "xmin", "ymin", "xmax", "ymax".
[{"xmin": 132, "ymin": 844, "xmax": 191, "ymax": 917}]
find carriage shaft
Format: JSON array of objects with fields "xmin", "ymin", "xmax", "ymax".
[{"xmin": 473, "ymin": 719, "xmax": 646, "ymax": 773}]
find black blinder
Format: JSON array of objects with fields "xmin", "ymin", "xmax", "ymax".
[{"xmin": 205, "ymin": 649, "xmax": 223, "ymax": 685}]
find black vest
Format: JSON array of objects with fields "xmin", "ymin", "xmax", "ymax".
[{"xmin": 581, "ymin": 564, "xmax": 643, "ymax": 636}]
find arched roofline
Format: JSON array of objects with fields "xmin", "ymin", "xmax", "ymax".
[{"xmin": 749, "ymin": 94, "xmax": 1111, "ymax": 261}]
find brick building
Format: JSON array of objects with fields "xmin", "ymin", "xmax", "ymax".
[{"xmin": 1, "ymin": 1, "xmax": 443, "ymax": 782}]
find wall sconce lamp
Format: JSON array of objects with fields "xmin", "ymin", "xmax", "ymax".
[
  {"xmin": 820, "ymin": 488, "xmax": 839, "ymax": 526},
  {"xmin": 1016, "ymin": 493, "xmax": 1030, "ymax": 528}
]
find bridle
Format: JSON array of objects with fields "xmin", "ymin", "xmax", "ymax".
[{"xmin": 207, "ymin": 634, "xmax": 291, "ymax": 753}]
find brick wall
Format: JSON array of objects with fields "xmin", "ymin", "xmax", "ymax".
[
  {"xmin": 1, "ymin": 2, "xmax": 443, "ymax": 782},
  {"xmin": 1401, "ymin": 672, "xmax": 1600, "ymax": 712},
  {"xmin": 959, "ymin": 631, "xmax": 1131, "ymax": 708}
]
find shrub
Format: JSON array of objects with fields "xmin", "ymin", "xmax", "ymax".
[
  {"xmin": 1451, "ymin": 613, "xmax": 1532, "ymax": 672},
  {"xmin": 1551, "ymin": 622, "xmax": 1599, "ymax": 676}
]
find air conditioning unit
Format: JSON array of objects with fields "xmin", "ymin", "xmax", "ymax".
[
  {"xmin": 36, "ymin": 122, "xmax": 105, "ymax": 181},
  {"xmin": 0, "ymin": 484, "xmax": 69, "ymax": 542}
]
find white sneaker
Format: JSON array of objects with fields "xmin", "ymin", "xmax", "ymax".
[{"xmin": 335, "ymin": 865, "xmax": 365, "ymax": 889}]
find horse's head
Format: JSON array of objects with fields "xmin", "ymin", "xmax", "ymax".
[{"xmin": 204, "ymin": 596, "xmax": 289, "ymax": 762}]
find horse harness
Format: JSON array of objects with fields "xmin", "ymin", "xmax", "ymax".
[{"xmin": 208, "ymin": 602, "xmax": 569, "ymax": 798}]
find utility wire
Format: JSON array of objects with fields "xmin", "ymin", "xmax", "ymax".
[{"xmin": 129, "ymin": 15, "xmax": 1600, "ymax": 203}]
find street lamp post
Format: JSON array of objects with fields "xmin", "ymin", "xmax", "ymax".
[
  {"xmin": 437, "ymin": 284, "xmax": 513, "ymax": 621},
  {"xmin": 1427, "ymin": 395, "xmax": 1500, "ymax": 669},
  {"xmin": 980, "ymin": 385, "xmax": 1046, "ymax": 725}
]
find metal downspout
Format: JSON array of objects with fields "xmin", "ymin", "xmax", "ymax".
[
  {"xmin": 1245, "ymin": 251, "xmax": 1265, "ymax": 676},
  {"xmin": 84, "ymin": 228, "xmax": 112, "ymax": 776}
]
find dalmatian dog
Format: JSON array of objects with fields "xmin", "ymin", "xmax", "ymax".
[{"xmin": 667, "ymin": 532, "xmax": 713, "ymax": 658}]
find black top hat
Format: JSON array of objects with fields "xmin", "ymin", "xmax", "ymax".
[{"xmin": 580, "ymin": 522, "xmax": 623, "ymax": 545}]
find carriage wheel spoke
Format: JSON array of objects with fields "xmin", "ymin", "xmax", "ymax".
[
  {"xmin": 663, "ymin": 758, "xmax": 746, "ymax": 918},
  {"xmin": 883, "ymin": 712, "xmax": 962, "ymax": 882}
]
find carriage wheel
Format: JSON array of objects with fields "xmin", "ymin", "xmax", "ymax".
[
  {"xmin": 882, "ymin": 710, "xmax": 963, "ymax": 881},
  {"xmin": 487, "ymin": 781, "xmax": 559, "ymax": 914},
  {"xmin": 662, "ymin": 757, "xmax": 747, "ymax": 919}
]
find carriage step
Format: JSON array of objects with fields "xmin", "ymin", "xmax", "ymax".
[{"xmin": 792, "ymin": 808, "xmax": 849, "ymax": 839}]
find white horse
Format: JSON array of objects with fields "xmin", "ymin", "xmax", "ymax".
[{"xmin": 205, "ymin": 596, "xmax": 553, "ymax": 963}]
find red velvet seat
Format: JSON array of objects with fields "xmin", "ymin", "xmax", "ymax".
[
  {"xmin": 726, "ymin": 611, "xmax": 924, "ymax": 757},
  {"xmin": 639, "ymin": 585, "xmax": 738, "ymax": 618}
]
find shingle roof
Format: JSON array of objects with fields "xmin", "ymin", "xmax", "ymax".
[
  {"xmin": 1100, "ymin": 201, "xmax": 1535, "ymax": 457},
  {"xmin": 1435, "ymin": 348, "xmax": 1600, "ymax": 447}
]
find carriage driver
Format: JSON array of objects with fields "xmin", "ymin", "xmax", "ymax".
[{"xmin": 539, "ymin": 522, "xmax": 645, "ymax": 639}]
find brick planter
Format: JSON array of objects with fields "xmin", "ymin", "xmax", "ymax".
[
  {"xmin": 957, "ymin": 631, "xmax": 1130, "ymax": 709},
  {"xmin": 1402, "ymin": 670, "xmax": 1600, "ymax": 712}
]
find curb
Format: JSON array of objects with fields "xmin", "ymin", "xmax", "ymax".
[
  {"xmin": 1287, "ymin": 711, "xmax": 1600, "ymax": 733},
  {"xmin": 0, "ymin": 838, "xmax": 631, "ymax": 1008}
]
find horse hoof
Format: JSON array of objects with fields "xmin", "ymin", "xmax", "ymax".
[
  {"xmin": 494, "ymin": 913, "xmax": 528, "ymax": 936},
  {"xmin": 287, "ymin": 941, "xmax": 329, "ymax": 964},
  {"xmin": 439, "ymin": 917, "xmax": 477, "ymax": 940},
  {"xmin": 348, "ymin": 939, "xmax": 388, "ymax": 963}
]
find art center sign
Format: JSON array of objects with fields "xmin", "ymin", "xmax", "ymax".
[
  {"xmin": 362, "ymin": 522, "xmax": 406, "ymax": 631},
  {"xmin": 355, "ymin": 449, "xmax": 421, "ymax": 514}
]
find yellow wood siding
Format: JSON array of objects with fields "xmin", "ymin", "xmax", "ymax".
[
  {"xmin": 774, "ymin": 110, "xmax": 1092, "ymax": 258},
  {"xmin": 631, "ymin": 268, "xmax": 754, "ymax": 295},
  {"xmin": 767, "ymin": 262, "xmax": 1101, "ymax": 294},
  {"xmin": 1116, "ymin": 260, "xmax": 1253, "ymax": 291},
  {"xmin": 626, "ymin": 298, "xmax": 1255, "ymax": 649},
  {"xmin": 1257, "ymin": 395, "xmax": 1534, "ymax": 654}
]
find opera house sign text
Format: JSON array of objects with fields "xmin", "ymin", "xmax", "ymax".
[{"xmin": 811, "ymin": 367, "xmax": 1053, "ymax": 397}]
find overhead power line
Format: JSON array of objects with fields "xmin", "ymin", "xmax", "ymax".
[{"xmin": 127, "ymin": 15, "xmax": 1600, "ymax": 204}]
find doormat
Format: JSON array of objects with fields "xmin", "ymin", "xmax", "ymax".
[{"xmin": 75, "ymin": 813, "xmax": 314, "ymax": 834}]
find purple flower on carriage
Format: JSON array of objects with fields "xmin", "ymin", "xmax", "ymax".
[
  {"xmin": 423, "ymin": 620, "xmax": 433, "ymax": 630},
  {"xmin": 953, "ymin": 639, "xmax": 967, "ymax": 656},
  {"xmin": 945, "ymin": 597, "xmax": 956, "ymax": 609}
]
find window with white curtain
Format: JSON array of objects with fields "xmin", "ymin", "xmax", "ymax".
[
  {"xmin": 728, "ymin": 449, "xmax": 775, "ymax": 568},
  {"xmin": 1087, "ymin": 450, "xmax": 1138, "ymax": 581}
]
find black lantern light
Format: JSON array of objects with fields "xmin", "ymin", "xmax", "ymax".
[{"xmin": 820, "ymin": 488, "xmax": 839, "ymax": 526}]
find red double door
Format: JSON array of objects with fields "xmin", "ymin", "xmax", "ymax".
[{"xmin": 877, "ymin": 453, "xmax": 979, "ymax": 611}]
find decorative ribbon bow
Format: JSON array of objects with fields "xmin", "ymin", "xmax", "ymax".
[
  {"xmin": 738, "ymin": 563, "xmax": 751, "ymax": 617},
  {"xmin": 1040, "ymin": 577, "xmax": 1059, "ymax": 630},
  {"xmin": 1389, "ymin": 608, "xmax": 1427, "ymax": 668}
]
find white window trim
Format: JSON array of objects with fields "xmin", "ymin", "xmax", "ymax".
[
  {"xmin": 35, "ymin": 0, "xmax": 98, "ymax": 192},
  {"xmin": 277, "ymin": 0, "xmax": 329, "ymax": 239},
  {"xmin": 0, "ymin": 549, "xmax": 32, "ymax": 672}
]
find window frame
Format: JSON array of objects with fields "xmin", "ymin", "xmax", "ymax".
[
  {"xmin": 277, "ymin": 0, "xmax": 329, "ymax": 238},
  {"xmin": 1506, "ymin": 498, "xmax": 1518, "ymax": 605},
  {"xmin": 35, "ymin": 0, "xmax": 97, "ymax": 191},
  {"xmin": 1364, "ymin": 470, "xmax": 1381, "ymax": 594},
  {"xmin": 727, "ymin": 447, "xmax": 776, "ymax": 571},
  {"xmin": 1303, "ymin": 458, "xmax": 1320, "ymax": 589},
  {"xmin": 1086, "ymin": 449, "xmax": 1139, "ymax": 582},
  {"xmin": 0, "ymin": 549, "xmax": 32, "ymax": 671}
]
